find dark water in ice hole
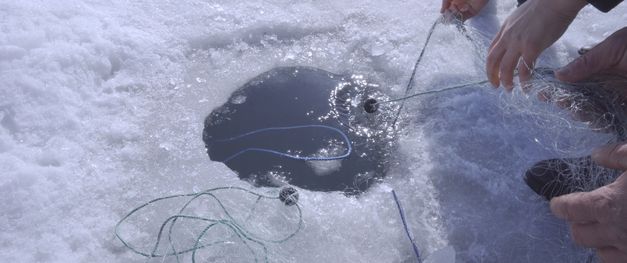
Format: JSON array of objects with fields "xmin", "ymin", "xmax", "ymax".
[{"xmin": 203, "ymin": 67, "xmax": 401, "ymax": 194}]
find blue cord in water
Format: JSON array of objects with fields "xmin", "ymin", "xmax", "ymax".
[
  {"xmin": 211, "ymin": 125, "xmax": 353, "ymax": 162},
  {"xmin": 392, "ymin": 190, "xmax": 422, "ymax": 263}
]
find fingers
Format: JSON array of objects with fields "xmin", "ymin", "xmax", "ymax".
[
  {"xmin": 488, "ymin": 34, "xmax": 538, "ymax": 90},
  {"xmin": 498, "ymin": 51, "xmax": 520, "ymax": 90},
  {"xmin": 550, "ymin": 189, "xmax": 614, "ymax": 223},
  {"xmin": 571, "ymin": 222, "xmax": 622, "ymax": 248},
  {"xmin": 597, "ymin": 247, "xmax": 627, "ymax": 263},
  {"xmin": 489, "ymin": 27, "xmax": 503, "ymax": 51},
  {"xmin": 555, "ymin": 53, "xmax": 603, "ymax": 83},
  {"xmin": 445, "ymin": 3, "xmax": 469, "ymax": 21},
  {"xmin": 592, "ymin": 142, "xmax": 627, "ymax": 170},
  {"xmin": 489, "ymin": 50, "xmax": 537, "ymax": 90},
  {"xmin": 487, "ymin": 40, "xmax": 505, "ymax": 88},
  {"xmin": 554, "ymin": 173, "xmax": 627, "ymax": 261}
]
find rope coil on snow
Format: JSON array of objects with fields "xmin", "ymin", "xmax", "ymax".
[{"xmin": 115, "ymin": 186, "xmax": 303, "ymax": 263}]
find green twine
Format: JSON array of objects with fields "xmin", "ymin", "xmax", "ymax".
[{"xmin": 114, "ymin": 186, "xmax": 303, "ymax": 263}]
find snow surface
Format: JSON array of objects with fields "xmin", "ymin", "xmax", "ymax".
[{"xmin": 1, "ymin": 0, "xmax": 626, "ymax": 262}]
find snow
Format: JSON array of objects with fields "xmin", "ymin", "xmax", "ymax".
[{"xmin": 1, "ymin": 0, "xmax": 625, "ymax": 262}]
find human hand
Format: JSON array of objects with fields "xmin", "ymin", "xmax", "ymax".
[
  {"xmin": 537, "ymin": 28, "xmax": 627, "ymax": 134},
  {"xmin": 440, "ymin": 0, "xmax": 489, "ymax": 21},
  {"xmin": 556, "ymin": 27, "xmax": 627, "ymax": 83},
  {"xmin": 551, "ymin": 142, "xmax": 627, "ymax": 263},
  {"xmin": 486, "ymin": 0, "xmax": 587, "ymax": 90}
]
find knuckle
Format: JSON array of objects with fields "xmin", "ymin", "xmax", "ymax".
[{"xmin": 594, "ymin": 193, "xmax": 617, "ymax": 223}]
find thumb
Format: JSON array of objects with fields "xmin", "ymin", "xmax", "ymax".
[
  {"xmin": 552, "ymin": 173, "xmax": 626, "ymax": 223},
  {"xmin": 556, "ymin": 28, "xmax": 627, "ymax": 83},
  {"xmin": 592, "ymin": 142, "xmax": 627, "ymax": 170},
  {"xmin": 550, "ymin": 189, "xmax": 611, "ymax": 223},
  {"xmin": 555, "ymin": 45, "xmax": 612, "ymax": 83}
]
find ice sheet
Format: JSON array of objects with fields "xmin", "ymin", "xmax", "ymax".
[{"xmin": 1, "ymin": 0, "xmax": 625, "ymax": 262}]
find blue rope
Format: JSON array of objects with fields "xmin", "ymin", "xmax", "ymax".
[
  {"xmin": 211, "ymin": 125, "xmax": 352, "ymax": 162},
  {"xmin": 392, "ymin": 190, "xmax": 422, "ymax": 263}
]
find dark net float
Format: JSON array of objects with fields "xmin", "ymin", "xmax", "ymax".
[{"xmin": 203, "ymin": 66, "xmax": 401, "ymax": 194}]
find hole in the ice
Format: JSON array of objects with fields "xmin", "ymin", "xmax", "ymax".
[{"xmin": 203, "ymin": 66, "xmax": 401, "ymax": 194}]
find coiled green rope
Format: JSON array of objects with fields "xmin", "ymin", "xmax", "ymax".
[{"xmin": 115, "ymin": 186, "xmax": 302, "ymax": 263}]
